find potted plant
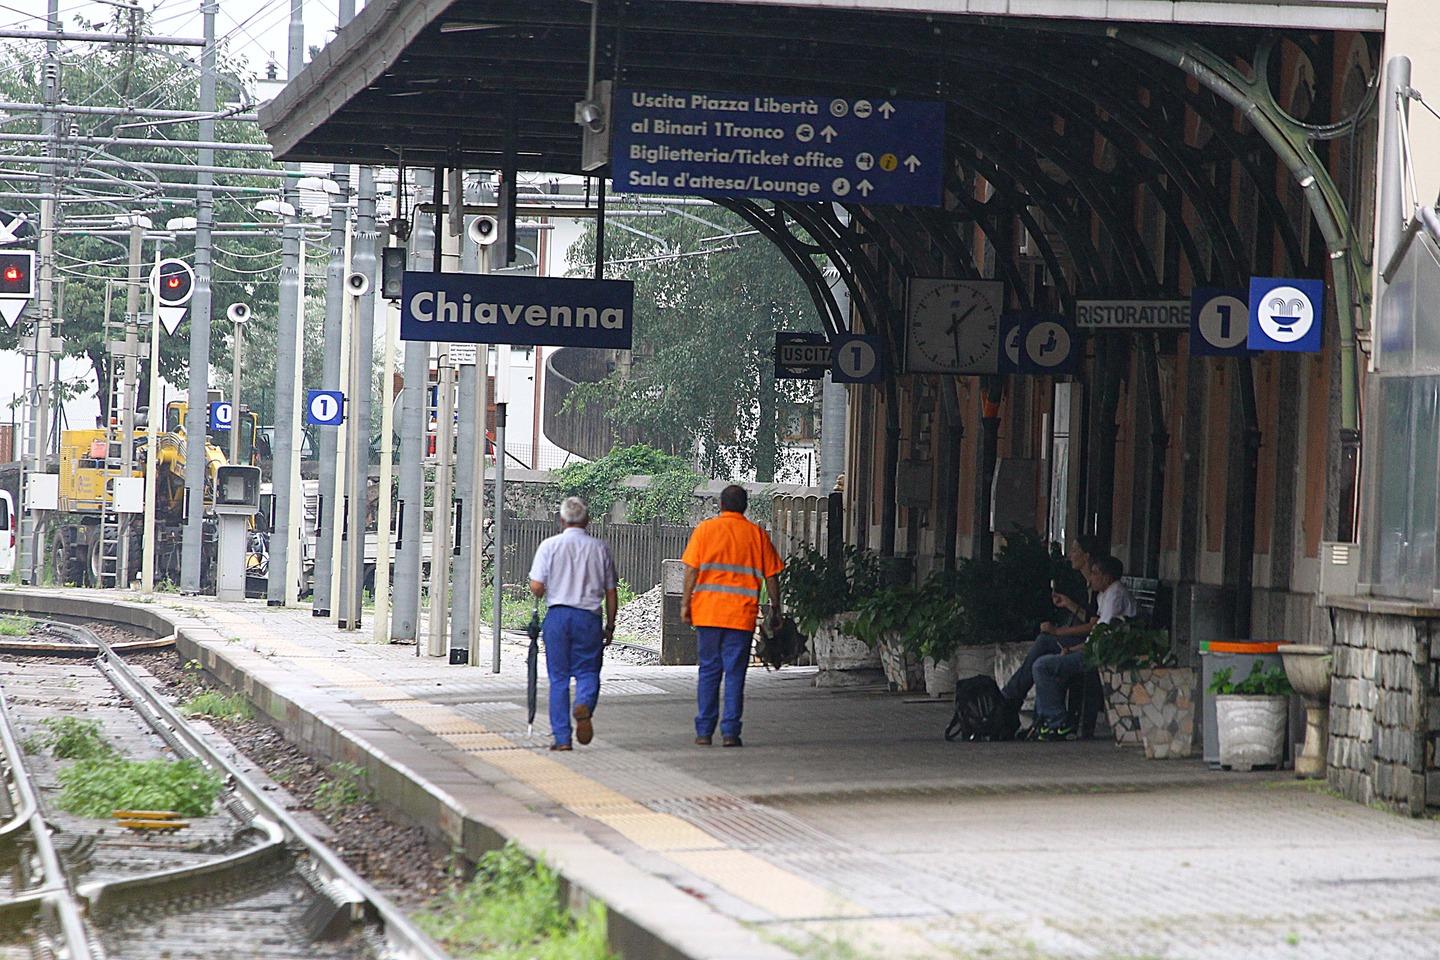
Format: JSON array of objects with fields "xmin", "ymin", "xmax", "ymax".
[
  {"xmin": 1084, "ymin": 621, "xmax": 1196, "ymax": 759},
  {"xmin": 780, "ymin": 546, "xmax": 883, "ymax": 685},
  {"xmin": 1209, "ymin": 663, "xmax": 1291, "ymax": 771},
  {"xmin": 845, "ymin": 581, "xmax": 925, "ymax": 692}
]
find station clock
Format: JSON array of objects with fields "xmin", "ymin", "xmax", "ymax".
[{"xmin": 904, "ymin": 278, "xmax": 1004, "ymax": 375}]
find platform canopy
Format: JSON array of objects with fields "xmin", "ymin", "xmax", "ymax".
[{"xmin": 259, "ymin": 0, "xmax": 1380, "ymax": 172}]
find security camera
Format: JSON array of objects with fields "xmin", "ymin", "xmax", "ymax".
[
  {"xmin": 346, "ymin": 272, "xmax": 371, "ymax": 296},
  {"xmin": 226, "ymin": 302, "xmax": 251, "ymax": 324},
  {"xmin": 468, "ymin": 215, "xmax": 499, "ymax": 246}
]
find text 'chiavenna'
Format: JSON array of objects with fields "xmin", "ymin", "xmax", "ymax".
[{"xmin": 408, "ymin": 291, "xmax": 627, "ymax": 330}]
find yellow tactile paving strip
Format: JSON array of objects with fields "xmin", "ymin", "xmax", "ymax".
[
  {"xmin": 255, "ymin": 634, "xmax": 870, "ymax": 923},
  {"xmin": 141, "ymin": 596, "xmax": 887, "ymax": 932}
]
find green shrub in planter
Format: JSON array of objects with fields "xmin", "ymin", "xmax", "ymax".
[
  {"xmin": 780, "ymin": 546, "xmax": 881, "ymax": 638},
  {"xmin": 1083, "ymin": 620, "xmax": 1175, "ymax": 671},
  {"xmin": 1207, "ymin": 663, "xmax": 1292, "ymax": 697}
]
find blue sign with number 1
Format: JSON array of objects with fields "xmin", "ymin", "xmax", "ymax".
[
  {"xmin": 831, "ymin": 334, "xmax": 885, "ymax": 384},
  {"xmin": 1190, "ymin": 288, "xmax": 1250, "ymax": 357},
  {"xmin": 306, "ymin": 390, "xmax": 345, "ymax": 427}
]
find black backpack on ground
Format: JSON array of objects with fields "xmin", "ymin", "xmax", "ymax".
[
  {"xmin": 944, "ymin": 675, "xmax": 1020, "ymax": 742},
  {"xmin": 755, "ymin": 616, "xmax": 807, "ymax": 671}
]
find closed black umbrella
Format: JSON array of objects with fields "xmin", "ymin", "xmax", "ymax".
[{"xmin": 526, "ymin": 602, "xmax": 541, "ymax": 735}]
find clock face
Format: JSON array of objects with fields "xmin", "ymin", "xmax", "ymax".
[{"xmin": 905, "ymin": 279, "xmax": 1004, "ymax": 374}]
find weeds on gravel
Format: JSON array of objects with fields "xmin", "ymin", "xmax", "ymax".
[
  {"xmin": 57, "ymin": 757, "xmax": 222, "ymax": 818},
  {"xmin": 313, "ymin": 761, "xmax": 369, "ymax": 812},
  {"xmin": 30, "ymin": 717, "xmax": 114, "ymax": 760},
  {"xmin": 421, "ymin": 844, "xmax": 614, "ymax": 960},
  {"xmin": 0, "ymin": 614, "xmax": 35, "ymax": 637},
  {"xmin": 182, "ymin": 691, "xmax": 252, "ymax": 720}
]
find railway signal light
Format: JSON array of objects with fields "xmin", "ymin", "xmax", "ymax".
[
  {"xmin": 151, "ymin": 258, "xmax": 195, "ymax": 307},
  {"xmin": 0, "ymin": 251, "xmax": 34, "ymax": 298}
]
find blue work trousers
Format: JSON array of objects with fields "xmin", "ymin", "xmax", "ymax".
[
  {"xmin": 695, "ymin": 627, "xmax": 752, "ymax": 739},
  {"xmin": 544, "ymin": 605, "xmax": 605, "ymax": 746},
  {"xmin": 1033, "ymin": 649, "xmax": 1086, "ymax": 727}
]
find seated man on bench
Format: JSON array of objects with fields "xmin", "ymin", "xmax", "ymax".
[{"xmin": 1029, "ymin": 554, "xmax": 1137, "ymax": 741}]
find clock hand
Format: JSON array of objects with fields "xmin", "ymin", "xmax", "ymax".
[{"xmin": 944, "ymin": 304, "xmax": 979, "ymax": 337}]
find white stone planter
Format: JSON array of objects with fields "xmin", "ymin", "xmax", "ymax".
[
  {"xmin": 877, "ymin": 632, "xmax": 924, "ymax": 692},
  {"xmin": 923, "ymin": 656, "xmax": 957, "ymax": 698},
  {"xmin": 812, "ymin": 613, "xmax": 884, "ymax": 688},
  {"xmin": 1215, "ymin": 694, "xmax": 1288, "ymax": 771}
]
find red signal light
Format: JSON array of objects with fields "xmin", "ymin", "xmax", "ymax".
[
  {"xmin": 4, "ymin": 266, "xmax": 19, "ymax": 282},
  {"xmin": 167, "ymin": 276, "xmax": 181, "ymax": 289}
]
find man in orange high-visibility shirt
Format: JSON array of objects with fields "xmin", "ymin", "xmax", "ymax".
[{"xmin": 680, "ymin": 484, "xmax": 784, "ymax": 748}]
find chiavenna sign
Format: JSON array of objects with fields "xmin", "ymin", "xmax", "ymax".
[{"xmin": 400, "ymin": 272, "xmax": 634, "ymax": 349}]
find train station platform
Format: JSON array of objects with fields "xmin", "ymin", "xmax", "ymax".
[{"xmin": 6, "ymin": 586, "xmax": 1440, "ymax": 960}]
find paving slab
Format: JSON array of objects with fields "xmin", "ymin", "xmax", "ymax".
[{"xmin": 7, "ymin": 586, "xmax": 1440, "ymax": 960}]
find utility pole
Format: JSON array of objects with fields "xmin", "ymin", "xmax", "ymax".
[
  {"xmin": 119, "ymin": 218, "xmax": 144, "ymax": 582},
  {"xmin": 181, "ymin": 0, "xmax": 218, "ymax": 593},
  {"xmin": 23, "ymin": 0, "xmax": 60, "ymax": 583},
  {"xmin": 267, "ymin": 0, "xmax": 303, "ymax": 606},
  {"xmin": 313, "ymin": 0, "xmax": 355, "ymax": 618},
  {"xmin": 451, "ymin": 190, "xmax": 481, "ymax": 660},
  {"xmin": 392, "ymin": 169, "xmax": 432, "ymax": 642}
]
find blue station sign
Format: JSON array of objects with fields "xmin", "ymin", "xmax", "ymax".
[
  {"xmin": 611, "ymin": 88, "xmax": 945, "ymax": 207},
  {"xmin": 400, "ymin": 272, "xmax": 634, "ymax": 349}
]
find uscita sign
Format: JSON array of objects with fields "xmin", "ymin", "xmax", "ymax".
[{"xmin": 400, "ymin": 272, "xmax": 634, "ymax": 349}]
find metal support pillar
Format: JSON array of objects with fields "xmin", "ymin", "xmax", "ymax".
[
  {"xmin": 372, "ymin": 294, "xmax": 398, "ymax": 643},
  {"xmin": 181, "ymin": 0, "xmax": 217, "ymax": 593},
  {"xmin": 393, "ymin": 170, "xmax": 431, "ymax": 641},
  {"xmin": 451, "ymin": 198, "xmax": 482, "ymax": 658},
  {"xmin": 425, "ymin": 191, "xmax": 458, "ymax": 658},
  {"xmin": 314, "ymin": 163, "xmax": 351, "ymax": 617},
  {"xmin": 340, "ymin": 167, "xmax": 379, "ymax": 622},
  {"xmin": 491, "ymin": 402, "xmax": 507, "ymax": 673}
]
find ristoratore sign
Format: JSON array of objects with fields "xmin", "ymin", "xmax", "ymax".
[{"xmin": 400, "ymin": 272, "xmax": 634, "ymax": 349}]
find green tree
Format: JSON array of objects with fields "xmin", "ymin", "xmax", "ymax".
[
  {"xmin": 565, "ymin": 203, "xmax": 821, "ymax": 481},
  {"xmin": 0, "ymin": 11, "xmax": 326, "ymax": 427}
]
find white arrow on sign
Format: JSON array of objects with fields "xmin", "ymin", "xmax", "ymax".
[
  {"xmin": 856, "ymin": 179, "xmax": 874, "ymax": 197},
  {"xmin": 0, "ymin": 215, "xmax": 27, "ymax": 244},
  {"xmin": 904, "ymin": 155, "xmax": 921, "ymax": 172},
  {"xmin": 878, "ymin": 101, "xmax": 895, "ymax": 119},
  {"xmin": 0, "ymin": 299, "xmax": 24, "ymax": 329},
  {"xmin": 157, "ymin": 306, "xmax": 186, "ymax": 336},
  {"xmin": 820, "ymin": 125, "xmax": 838, "ymax": 144}
]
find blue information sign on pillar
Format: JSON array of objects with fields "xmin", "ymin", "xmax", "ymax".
[{"xmin": 612, "ymin": 88, "xmax": 945, "ymax": 207}]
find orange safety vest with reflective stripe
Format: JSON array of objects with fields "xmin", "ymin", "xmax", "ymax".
[{"xmin": 681, "ymin": 511, "xmax": 785, "ymax": 631}]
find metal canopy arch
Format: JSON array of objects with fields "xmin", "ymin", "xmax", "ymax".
[{"xmin": 260, "ymin": 0, "xmax": 1381, "ymax": 558}]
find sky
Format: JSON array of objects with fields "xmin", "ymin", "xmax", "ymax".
[{"xmin": 0, "ymin": 0, "xmax": 346, "ymax": 84}]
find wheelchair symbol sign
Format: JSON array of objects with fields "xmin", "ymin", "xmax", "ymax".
[
  {"xmin": 306, "ymin": 390, "xmax": 345, "ymax": 426},
  {"xmin": 1248, "ymin": 277, "xmax": 1323, "ymax": 353}
]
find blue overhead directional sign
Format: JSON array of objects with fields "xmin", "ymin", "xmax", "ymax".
[{"xmin": 612, "ymin": 88, "xmax": 945, "ymax": 207}]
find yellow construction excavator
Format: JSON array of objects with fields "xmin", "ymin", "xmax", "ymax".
[{"xmin": 48, "ymin": 399, "xmax": 263, "ymax": 587}]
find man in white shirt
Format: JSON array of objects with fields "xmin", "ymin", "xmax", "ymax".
[
  {"xmin": 1031, "ymin": 554, "xmax": 1137, "ymax": 740},
  {"xmin": 528, "ymin": 497, "xmax": 619, "ymax": 751}
]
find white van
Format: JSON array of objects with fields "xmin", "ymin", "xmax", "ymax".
[{"xmin": 0, "ymin": 490, "xmax": 15, "ymax": 578}]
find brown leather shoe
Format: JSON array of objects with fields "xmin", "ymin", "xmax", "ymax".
[
  {"xmin": 549, "ymin": 743, "xmax": 573, "ymax": 752},
  {"xmin": 573, "ymin": 704, "xmax": 594, "ymax": 745},
  {"xmin": 722, "ymin": 736, "xmax": 743, "ymax": 748},
  {"xmin": 694, "ymin": 735, "xmax": 712, "ymax": 746}
]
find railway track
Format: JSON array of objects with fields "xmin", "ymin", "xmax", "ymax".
[{"xmin": 0, "ymin": 620, "xmax": 449, "ymax": 960}]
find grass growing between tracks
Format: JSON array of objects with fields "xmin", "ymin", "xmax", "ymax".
[
  {"xmin": 421, "ymin": 844, "xmax": 615, "ymax": 960},
  {"xmin": 0, "ymin": 614, "xmax": 35, "ymax": 637},
  {"xmin": 182, "ymin": 690, "xmax": 253, "ymax": 721},
  {"xmin": 27, "ymin": 716, "xmax": 224, "ymax": 818}
]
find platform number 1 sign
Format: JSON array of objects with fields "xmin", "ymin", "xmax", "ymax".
[
  {"xmin": 1190, "ymin": 288, "xmax": 1249, "ymax": 357},
  {"xmin": 830, "ymin": 334, "xmax": 885, "ymax": 384},
  {"xmin": 306, "ymin": 389, "xmax": 345, "ymax": 427}
]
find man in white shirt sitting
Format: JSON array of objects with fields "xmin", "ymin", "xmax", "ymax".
[
  {"xmin": 1031, "ymin": 554, "xmax": 1137, "ymax": 741},
  {"xmin": 528, "ymin": 497, "xmax": 619, "ymax": 752}
]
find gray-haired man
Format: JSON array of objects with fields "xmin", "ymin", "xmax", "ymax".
[{"xmin": 528, "ymin": 496, "xmax": 618, "ymax": 751}]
